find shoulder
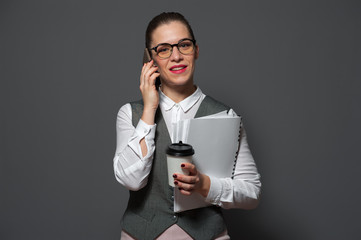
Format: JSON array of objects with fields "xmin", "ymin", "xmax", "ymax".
[
  {"xmin": 116, "ymin": 101, "xmax": 143, "ymax": 127},
  {"xmin": 116, "ymin": 100, "xmax": 142, "ymax": 123},
  {"xmin": 117, "ymin": 103, "xmax": 131, "ymax": 117},
  {"xmin": 116, "ymin": 103, "xmax": 132, "ymax": 126}
]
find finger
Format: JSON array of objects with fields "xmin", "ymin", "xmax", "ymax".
[
  {"xmin": 145, "ymin": 65, "xmax": 159, "ymax": 80},
  {"xmin": 140, "ymin": 63, "xmax": 147, "ymax": 85},
  {"xmin": 143, "ymin": 66, "xmax": 158, "ymax": 87},
  {"xmin": 173, "ymin": 173, "xmax": 197, "ymax": 184},
  {"xmin": 141, "ymin": 60, "xmax": 154, "ymax": 82},
  {"xmin": 178, "ymin": 188, "xmax": 192, "ymax": 196},
  {"xmin": 181, "ymin": 162, "xmax": 197, "ymax": 175},
  {"xmin": 144, "ymin": 59, "xmax": 155, "ymax": 72},
  {"xmin": 175, "ymin": 181, "xmax": 195, "ymax": 192}
]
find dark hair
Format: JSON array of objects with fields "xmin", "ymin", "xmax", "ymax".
[{"xmin": 145, "ymin": 12, "xmax": 196, "ymax": 49}]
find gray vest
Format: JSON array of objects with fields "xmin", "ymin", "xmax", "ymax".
[{"xmin": 122, "ymin": 96, "xmax": 230, "ymax": 240}]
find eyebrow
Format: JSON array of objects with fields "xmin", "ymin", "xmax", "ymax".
[{"xmin": 153, "ymin": 38, "xmax": 193, "ymax": 48}]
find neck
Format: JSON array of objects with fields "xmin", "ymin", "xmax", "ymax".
[{"xmin": 160, "ymin": 82, "xmax": 196, "ymax": 103}]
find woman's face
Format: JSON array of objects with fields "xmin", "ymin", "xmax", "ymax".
[{"xmin": 150, "ymin": 21, "xmax": 199, "ymax": 89}]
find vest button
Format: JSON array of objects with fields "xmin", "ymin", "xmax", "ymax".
[{"xmin": 173, "ymin": 215, "xmax": 177, "ymax": 220}]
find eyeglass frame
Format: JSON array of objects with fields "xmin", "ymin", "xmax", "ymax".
[{"xmin": 149, "ymin": 38, "xmax": 197, "ymax": 59}]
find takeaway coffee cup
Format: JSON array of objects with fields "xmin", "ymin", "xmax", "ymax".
[{"xmin": 166, "ymin": 141, "xmax": 195, "ymax": 187}]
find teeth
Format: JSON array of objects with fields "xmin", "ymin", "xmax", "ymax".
[{"xmin": 172, "ymin": 66, "xmax": 185, "ymax": 70}]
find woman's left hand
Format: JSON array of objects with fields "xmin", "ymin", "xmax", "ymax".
[{"xmin": 173, "ymin": 163, "xmax": 211, "ymax": 197}]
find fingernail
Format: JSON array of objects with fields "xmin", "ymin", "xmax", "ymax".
[
  {"xmin": 174, "ymin": 181, "xmax": 178, "ymax": 185},
  {"xmin": 173, "ymin": 174, "xmax": 177, "ymax": 178},
  {"xmin": 181, "ymin": 164, "xmax": 185, "ymax": 168}
]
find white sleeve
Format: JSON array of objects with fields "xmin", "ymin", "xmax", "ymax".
[
  {"xmin": 113, "ymin": 103, "xmax": 157, "ymax": 191},
  {"xmin": 205, "ymin": 120, "xmax": 261, "ymax": 210}
]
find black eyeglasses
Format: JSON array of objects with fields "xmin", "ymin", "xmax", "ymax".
[{"xmin": 150, "ymin": 38, "xmax": 196, "ymax": 59}]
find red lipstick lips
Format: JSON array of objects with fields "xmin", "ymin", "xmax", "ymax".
[{"xmin": 170, "ymin": 64, "xmax": 187, "ymax": 74}]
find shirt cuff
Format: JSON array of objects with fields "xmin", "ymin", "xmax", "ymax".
[
  {"xmin": 128, "ymin": 119, "xmax": 156, "ymax": 159},
  {"xmin": 205, "ymin": 176, "xmax": 222, "ymax": 205},
  {"xmin": 135, "ymin": 119, "xmax": 156, "ymax": 140}
]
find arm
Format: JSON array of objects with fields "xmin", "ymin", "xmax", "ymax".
[
  {"xmin": 113, "ymin": 60, "xmax": 160, "ymax": 191},
  {"xmin": 205, "ymin": 127, "xmax": 261, "ymax": 209},
  {"xmin": 139, "ymin": 59, "xmax": 160, "ymax": 155},
  {"xmin": 113, "ymin": 104, "xmax": 156, "ymax": 191}
]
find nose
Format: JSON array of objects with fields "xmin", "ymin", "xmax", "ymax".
[{"xmin": 169, "ymin": 45, "xmax": 183, "ymax": 62}]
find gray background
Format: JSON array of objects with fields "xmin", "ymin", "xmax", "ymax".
[{"xmin": 1, "ymin": 0, "xmax": 360, "ymax": 239}]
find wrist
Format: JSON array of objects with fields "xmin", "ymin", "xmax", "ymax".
[
  {"xmin": 198, "ymin": 174, "xmax": 210, "ymax": 198},
  {"xmin": 141, "ymin": 108, "xmax": 157, "ymax": 125}
]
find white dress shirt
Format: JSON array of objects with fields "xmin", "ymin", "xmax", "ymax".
[{"xmin": 113, "ymin": 87, "xmax": 261, "ymax": 209}]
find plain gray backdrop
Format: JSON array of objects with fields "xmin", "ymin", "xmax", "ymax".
[{"xmin": 1, "ymin": 0, "xmax": 360, "ymax": 239}]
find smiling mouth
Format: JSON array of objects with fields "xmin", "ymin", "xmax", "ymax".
[
  {"xmin": 169, "ymin": 65, "xmax": 187, "ymax": 74},
  {"xmin": 170, "ymin": 65, "xmax": 187, "ymax": 70},
  {"xmin": 172, "ymin": 67, "xmax": 185, "ymax": 70}
]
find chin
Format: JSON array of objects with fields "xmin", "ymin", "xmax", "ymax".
[
  {"xmin": 166, "ymin": 79, "xmax": 192, "ymax": 87},
  {"xmin": 162, "ymin": 75, "xmax": 193, "ymax": 87}
]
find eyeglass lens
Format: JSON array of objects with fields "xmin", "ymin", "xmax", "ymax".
[{"xmin": 156, "ymin": 40, "xmax": 194, "ymax": 58}]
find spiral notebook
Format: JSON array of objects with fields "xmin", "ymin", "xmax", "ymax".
[{"xmin": 172, "ymin": 110, "xmax": 242, "ymax": 212}]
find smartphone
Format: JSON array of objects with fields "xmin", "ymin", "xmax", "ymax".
[
  {"xmin": 143, "ymin": 48, "xmax": 152, "ymax": 64},
  {"xmin": 143, "ymin": 48, "xmax": 161, "ymax": 89}
]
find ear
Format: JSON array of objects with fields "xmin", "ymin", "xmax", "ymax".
[{"xmin": 195, "ymin": 44, "xmax": 199, "ymax": 60}]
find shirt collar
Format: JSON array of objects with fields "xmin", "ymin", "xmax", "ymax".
[{"xmin": 159, "ymin": 86, "xmax": 203, "ymax": 113}]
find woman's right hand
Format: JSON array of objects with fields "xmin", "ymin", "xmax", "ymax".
[{"xmin": 140, "ymin": 60, "xmax": 160, "ymax": 125}]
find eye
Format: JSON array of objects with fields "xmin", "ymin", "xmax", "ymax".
[
  {"xmin": 157, "ymin": 45, "xmax": 170, "ymax": 53},
  {"xmin": 179, "ymin": 42, "xmax": 192, "ymax": 48}
]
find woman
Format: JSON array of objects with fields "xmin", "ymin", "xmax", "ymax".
[{"xmin": 113, "ymin": 12, "xmax": 261, "ymax": 240}]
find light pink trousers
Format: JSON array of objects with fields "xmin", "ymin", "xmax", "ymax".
[{"xmin": 121, "ymin": 224, "xmax": 230, "ymax": 240}]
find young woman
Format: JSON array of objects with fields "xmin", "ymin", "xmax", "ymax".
[{"xmin": 113, "ymin": 12, "xmax": 261, "ymax": 240}]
